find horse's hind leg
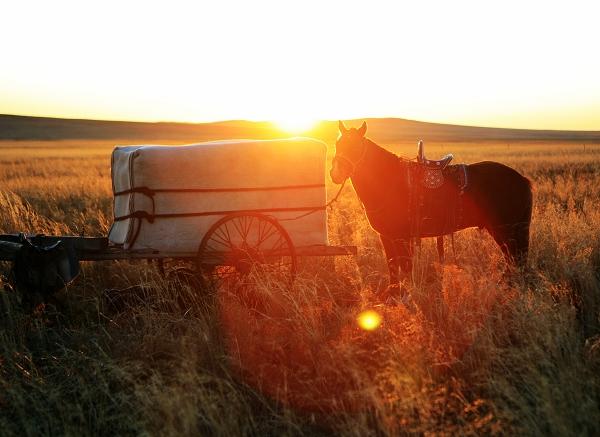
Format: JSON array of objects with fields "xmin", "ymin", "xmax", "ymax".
[
  {"xmin": 436, "ymin": 236, "xmax": 444, "ymax": 263},
  {"xmin": 380, "ymin": 235, "xmax": 400, "ymax": 286},
  {"xmin": 394, "ymin": 238, "xmax": 413, "ymax": 280},
  {"xmin": 488, "ymin": 222, "xmax": 530, "ymax": 270},
  {"xmin": 512, "ymin": 222, "xmax": 530, "ymax": 269}
]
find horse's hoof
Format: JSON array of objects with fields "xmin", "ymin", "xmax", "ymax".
[
  {"xmin": 376, "ymin": 284, "xmax": 415, "ymax": 309},
  {"xmin": 375, "ymin": 283, "xmax": 400, "ymax": 302},
  {"xmin": 400, "ymin": 293, "xmax": 417, "ymax": 313}
]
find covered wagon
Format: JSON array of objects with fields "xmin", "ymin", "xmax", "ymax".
[
  {"xmin": 0, "ymin": 138, "xmax": 355, "ymax": 302},
  {"xmin": 109, "ymin": 138, "xmax": 329, "ymax": 252}
]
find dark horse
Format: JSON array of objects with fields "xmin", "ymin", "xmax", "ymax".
[{"xmin": 330, "ymin": 121, "xmax": 532, "ymax": 292}]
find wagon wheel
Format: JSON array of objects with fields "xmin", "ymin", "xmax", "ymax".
[{"xmin": 196, "ymin": 213, "xmax": 297, "ymax": 306}]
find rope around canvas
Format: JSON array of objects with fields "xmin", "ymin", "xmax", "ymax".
[{"xmin": 112, "ymin": 181, "xmax": 347, "ymax": 246}]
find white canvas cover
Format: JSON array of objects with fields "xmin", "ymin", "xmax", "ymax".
[{"xmin": 108, "ymin": 138, "xmax": 328, "ymax": 252}]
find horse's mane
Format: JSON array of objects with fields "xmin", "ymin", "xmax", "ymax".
[{"xmin": 365, "ymin": 137, "xmax": 412, "ymax": 163}]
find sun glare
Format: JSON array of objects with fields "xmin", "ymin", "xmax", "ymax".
[
  {"xmin": 357, "ymin": 310, "xmax": 382, "ymax": 331},
  {"xmin": 274, "ymin": 117, "xmax": 317, "ymax": 134}
]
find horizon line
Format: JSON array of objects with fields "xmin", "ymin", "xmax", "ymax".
[{"xmin": 1, "ymin": 112, "xmax": 599, "ymax": 134}]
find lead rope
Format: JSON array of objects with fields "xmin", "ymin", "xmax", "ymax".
[{"xmin": 279, "ymin": 179, "xmax": 347, "ymax": 221}]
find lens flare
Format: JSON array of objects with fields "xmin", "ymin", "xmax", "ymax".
[{"xmin": 357, "ymin": 310, "xmax": 382, "ymax": 331}]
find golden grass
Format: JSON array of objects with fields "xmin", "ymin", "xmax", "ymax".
[{"xmin": 1, "ymin": 139, "xmax": 599, "ymax": 435}]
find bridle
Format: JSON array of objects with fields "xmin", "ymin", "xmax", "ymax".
[{"xmin": 332, "ymin": 138, "xmax": 368, "ymax": 179}]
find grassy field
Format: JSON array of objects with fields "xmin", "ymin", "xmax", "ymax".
[{"xmin": 1, "ymin": 137, "xmax": 600, "ymax": 436}]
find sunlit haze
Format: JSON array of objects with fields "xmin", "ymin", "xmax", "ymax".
[
  {"xmin": 274, "ymin": 118, "xmax": 317, "ymax": 134},
  {"xmin": 1, "ymin": 0, "xmax": 599, "ymax": 130}
]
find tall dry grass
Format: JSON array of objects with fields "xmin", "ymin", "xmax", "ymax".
[{"xmin": 1, "ymin": 139, "xmax": 599, "ymax": 436}]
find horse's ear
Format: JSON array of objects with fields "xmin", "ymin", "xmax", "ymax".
[
  {"xmin": 338, "ymin": 120, "xmax": 348, "ymax": 134},
  {"xmin": 357, "ymin": 121, "xmax": 367, "ymax": 137}
]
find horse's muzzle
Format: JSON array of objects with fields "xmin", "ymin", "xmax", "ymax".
[
  {"xmin": 330, "ymin": 166, "xmax": 347, "ymax": 184},
  {"xmin": 330, "ymin": 158, "xmax": 350, "ymax": 184}
]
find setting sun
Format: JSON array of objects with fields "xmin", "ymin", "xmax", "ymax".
[{"xmin": 274, "ymin": 117, "xmax": 317, "ymax": 134}]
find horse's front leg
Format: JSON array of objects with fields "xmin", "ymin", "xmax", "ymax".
[
  {"xmin": 395, "ymin": 238, "xmax": 413, "ymax": 285},
  {"xmin": 379, "ymin": 236, "xmax": 413, "ymax": 303}
]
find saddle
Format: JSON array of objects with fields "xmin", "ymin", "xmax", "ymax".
[
  {"xmin": 409, "ymin": 141, "xmax": 468, "ymax": 239},
  {"xmin": 417, "ymin": 140, "xmax": 453, "ymax": 169},
  {"xmin": 417, "ymin": 140, "xmax": 453, "ymax": 189}
]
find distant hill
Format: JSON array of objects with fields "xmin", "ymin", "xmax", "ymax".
[
  {"xmin": 1, "ymin": 114, "xmax": 600, "ymax": 143},
  {"xmin": 343, "ymin": 118, "xmax": 600, "ymax": 143},
  {"xmin": 0, "ymin": 114, "xmax": 279, "ymax": 142}
]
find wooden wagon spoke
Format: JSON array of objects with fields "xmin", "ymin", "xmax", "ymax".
[
  {"xmin": 211, "ymin": 227, "xmax": 235, "ymax": 250},
  {"xmin": 268, "ymin": 235, "xmax": 286, "ymax": 252},
  {"xmin": 230, "ymin": 217, "xmax": 246, "ymax": 244},
  {"xmin": 240, "ymin": 215, "xmax": 254, "ymax": 242},
  {"xmin": 222, "ymin": 222, "xmax": 235, "ymax": 246},
  {"xmin": 207, "ymin": 236, "xmax": 231, "ymax": 250},
  {"xmin": 256, "ymin": 222, "xmax": 280, "ymax": 248}
]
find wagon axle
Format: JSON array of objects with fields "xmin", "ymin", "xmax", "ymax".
[{"xmin": 228, "ymin": 247, "xmax": 262, "ymax": 274}]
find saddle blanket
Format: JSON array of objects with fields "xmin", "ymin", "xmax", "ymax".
[{"xmin": 415, "ymin": 163, "xmax": 468, "ymax": 237}]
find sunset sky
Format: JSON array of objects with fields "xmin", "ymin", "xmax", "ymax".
[{"xmin": 1, "ymin": 0, "xmax": 599, "ymax": 130}]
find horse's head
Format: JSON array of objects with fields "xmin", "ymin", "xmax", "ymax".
[{"xmin": 330, "ymin": 120, "xmax": 367, "ymax": 184}]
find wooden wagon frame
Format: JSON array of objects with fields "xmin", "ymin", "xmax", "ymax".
[{"xmin": 0, "ymin": 209, "xmax": 356, "ymax": 302}]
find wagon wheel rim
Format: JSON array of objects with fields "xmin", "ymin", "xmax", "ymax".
[{"xmin": 197, "ymin": 213, "xmax": 297, "ymax": 297}]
